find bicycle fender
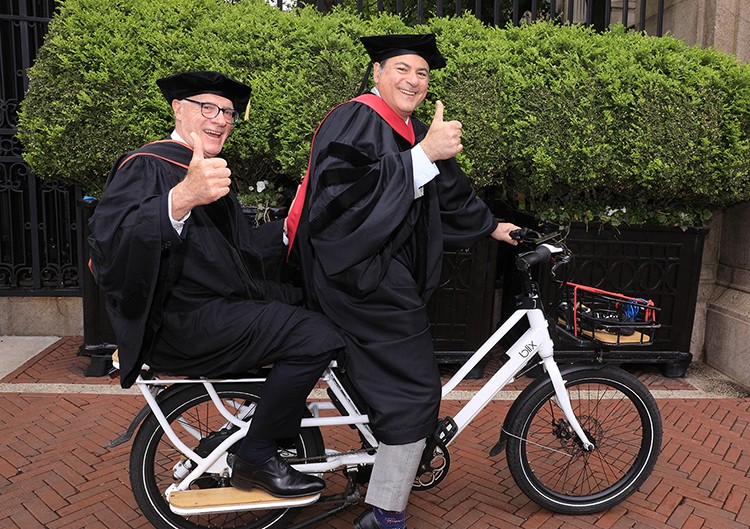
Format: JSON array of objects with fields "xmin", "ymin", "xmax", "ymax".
[
  {"xmin": 108, "ymin": 383, "xmax": 193, "ymax": 448},
  {"xmin": 488, "ymin": 362, "xmax": 605, "ymax": 457}
]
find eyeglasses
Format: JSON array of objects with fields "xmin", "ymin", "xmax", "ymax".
[{"xmin": 183, "ymin": 98, "xmax": 240, "ymax": 124}]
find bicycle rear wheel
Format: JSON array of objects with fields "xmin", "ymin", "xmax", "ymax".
[
  {"xmin": 130, "ymin": 383, "xmax": 325, "ymax": 529},
  {"xmin": 505, "ymin": 365, "xmax": 661, "ymax": 514}
]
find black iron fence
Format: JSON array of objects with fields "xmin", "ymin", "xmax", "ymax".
[
  {"xmin": 1, "ymin": 0, "xmax": 666, "ymax": 297},
  {"xmin": 290, "ymin": 0, "xmax": 665, "ymax": 35},
  {"xmin": 1, "ymin": 0, "xmax": 82, "ymax": 296}
]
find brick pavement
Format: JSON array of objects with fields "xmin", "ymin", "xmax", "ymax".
[{"xmin": 0, "ymin": 337, "xmax": 748, "ymax": 529}]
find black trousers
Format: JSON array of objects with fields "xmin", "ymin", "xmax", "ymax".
[
  {"xmin": 247, "ymin": 346, "xmax": 336, "ymax": 441},
  {"xmin": 151, "ymin": 300, "xmax": 344, "ymax": 444}
]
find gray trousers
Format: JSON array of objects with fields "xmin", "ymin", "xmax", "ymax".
[{"xmin": 365, "ymin": 438, "xmax": 427, "ymax": 512}]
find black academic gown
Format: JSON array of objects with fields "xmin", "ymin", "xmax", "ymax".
[
  {"xmin": 89, "ymin": 140, "xmax": 342, "ymax": 390},
  {"xmin": 293, "ymin": 99, "xmax": 496, "ymax": 444}
]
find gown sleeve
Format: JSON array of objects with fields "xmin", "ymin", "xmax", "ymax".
[
  {"xmin": 307, "ymin": 103, "xmax": 418, "ymax": 293},
  {"xmin": 88, "ymin": 155, "xmax": 181, "ymax": 320},
  {"xmin": 434, "ymin": 156, "xmax": 497, "ymax": 250}
]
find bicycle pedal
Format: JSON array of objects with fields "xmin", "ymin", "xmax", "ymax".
[{"xmin": 168, "ymin": 487, "xmax": 320, "ymax": 515}]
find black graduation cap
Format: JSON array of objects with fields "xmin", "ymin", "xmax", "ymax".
[
  {"xmin": 359, "ymin": 34, "xmax": 447, "ymax": 70},
  {"xmin": 156, "ymin": 71, "xmax": 251, "ymax": 113}
]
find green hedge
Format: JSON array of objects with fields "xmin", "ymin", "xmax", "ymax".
[
  {"xmin": 432, "ymin": 19, "xmax": 750, "ymax": 226},
  {"xmin": 18, "ymin": 0, "xmax": 750, "ymax": 227}
]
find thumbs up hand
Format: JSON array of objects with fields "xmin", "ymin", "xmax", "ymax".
[
  {"xmin": 171, "ymin": 132, "xmax": 232, "ymax": 219},
  {"xmin": 419, "ymin": 101, "xmax": 463, "ymax": 162}
]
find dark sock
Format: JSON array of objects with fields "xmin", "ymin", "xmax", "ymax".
[
  {"xmin": 373, "ymin": 507, "xmax": 406, "ymax": 529},
  {"xmin": 235, "ymin": 436, "xmax": 276, "ymax": 464}
]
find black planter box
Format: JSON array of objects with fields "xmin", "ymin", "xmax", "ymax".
[
  {"xmin": 78, "ymin": 198, "xmax": 118, "ymax": 375},
  {"xmin": 427, "ymin": 238, "xmax": 498, "ymax": 378}
]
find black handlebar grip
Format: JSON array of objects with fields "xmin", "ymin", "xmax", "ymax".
[{"xmin": 515, "ymin": 245, "xmax": 552, "ymax": 271}]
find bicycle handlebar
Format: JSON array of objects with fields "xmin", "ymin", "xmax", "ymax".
[
  {"xmin": 508, "ymin": 228, "xmax": 570, "ymax": 273},
  {"xmin": 515, "ymin": 245, "xmax": 553, "ymax": 271}
]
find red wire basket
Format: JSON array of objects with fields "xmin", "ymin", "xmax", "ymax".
[{"xmin": 557, "ymin": 282, "xmax": 661, "ymax": 346}]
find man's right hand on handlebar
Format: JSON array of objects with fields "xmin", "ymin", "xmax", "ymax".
[
  {"xmin": 509, "ymin": 227, "xmax": 544, "ymax": 242},
  {"xmin": 510, "ymin": 229, "xmax": 570, "ymax": 272},
  {"xmin": 492, "ymin": 222, "xmax": 522, "ymax": 245}
]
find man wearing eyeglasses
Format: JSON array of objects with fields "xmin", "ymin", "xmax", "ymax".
[{"xmin": 89, "ymin": 71, "xmax": 344, "ymax": 498}]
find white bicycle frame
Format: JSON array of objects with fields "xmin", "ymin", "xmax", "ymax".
[{"xmin": 134, "ymin": 299, "xmax": 595, "ymax": 500}]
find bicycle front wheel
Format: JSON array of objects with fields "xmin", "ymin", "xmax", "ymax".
[
  {"xmin": 505, "ymin": 365, "xmax": 662, "ymax": 514},
  {"xmin": 130, "ymin": 382, "xmax": 325, "ymax": 529}
]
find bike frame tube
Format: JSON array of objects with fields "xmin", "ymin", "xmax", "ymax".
[
  {"xmin": 538, "ymin": 355, "xmax": 595, "ymax": 450},
  {"xmin": 441, "ymin": 308, "xmax": 528, "ymax": 396},
  {"xmin": 136, "ymin": 379, "xmax": 247, "ymax": 494},
  {"xmin": 136, "ymin": 372, "xmax": 377, "ymax": 479},
  {"xmin": 134, "ymin": 300, "xmax": 594, "ymax": 482},
  {"xmin": 295, "ymin": 451, "xmax": 377, "ymax": 474},
  {"xmin": 301, "ymin": 368, "xmax": 372, "ymax": 437},
  {"xmin": 168, "ymin": 429, "xmax": 246, "ymax": 495},
  {"xmin": 203, "ymin": 381, "xmax": 257, "ymax": 429},
  {"xmin": 447, "ymin": 309, "xmax": 551, "ymax": 442},
  {"xmin": 136, "ymin": 380, "xmax": 205, "ymax": 463},
  {"xmin": 441, "ymin": 308, "xmax": 593, "ymax": 450}
]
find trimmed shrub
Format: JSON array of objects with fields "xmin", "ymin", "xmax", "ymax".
[
  {"xmin": 428, "ymin": 19, "xmax": 750, "ymax": 226},
  {"xmin": 18, "ymin": 0, "xmax": 750, "ymax": 227}
]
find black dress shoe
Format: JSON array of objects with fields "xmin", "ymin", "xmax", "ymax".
[
  {"xmin": 354, "ymin": 510, "xmax": 381, "ymax": 529},
  {"xmin": 231, "ymin": 455, "xmax": 325, "ymax": 498}
]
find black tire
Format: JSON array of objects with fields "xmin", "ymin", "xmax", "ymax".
[
  {"xmin": 505, "ymin": 365, "xmax": 662, "ymax": 514},
  {"xmin": 130, "ymin": 383, "xmax": 325, "ymax": 529}
]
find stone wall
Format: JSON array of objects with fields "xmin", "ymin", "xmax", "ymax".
[
  {"xmin": 690, "ymin": 214, "xmax": 721, "ymax": 363},
  {"xmin": 654, "ymin": 0, "xmax": 750, "ymax": 62},
  {"xmin": 0, "ymin": 297, "xmax": 82, "ymax": 336},
  {"xmin": 703, "ymin": 205, "xmax": 750, "ymax": 389},
  {"xmin": 668, "ymin": 0, "xmax": 750, "ymax": 388},
  {"xmin": 700, "ymin": 0, "xmax": 750, "ymax": 62}
]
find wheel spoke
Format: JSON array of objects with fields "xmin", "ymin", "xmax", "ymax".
[
  {"xmin": 130, "ymin": 383, "xmax": 324, "ymax": 529},
  {"xmin": 504, "ymin": 367, "xmax": 662, "ymax": 514}
]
